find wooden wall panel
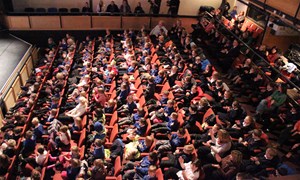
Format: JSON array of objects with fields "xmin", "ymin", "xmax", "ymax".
[
  {"xmin": 151, "ymin": 17, "xmax": 178, "ymax": 30},
  {"xmin": 92, "ymin": 16, "xmax": 121, "ymax": 30},
  {"xmin": 12, "ymin": 77, "xmax": 21, "ymax": 98},
  {"xmin": 29, "ymin": 16, "xmax": 60, "ymax": 29},
  {"xmin": 266, "ymin": 0, "xmax": 300, "ymax": 17},
  {"xmin": 181, "ymin": 18, "xmax": 198, "ymax": 33},
  {"xmin": 0, "ymin": 108, "xmax": 4, "ymax": 127},
  {"xmin": 20, "ymin": 66, "xmax": 29, "ymax": 86},
  {"xmin": 61, "ymin": 16, "xmax": 91, "ymax": 29},
  {"xmin": 262, "ymin": 27, "xmax": 300, "ymax": 52},
  {"xmin": 122, "ymin": 17, "xmax": 150, "ymax": 30},
  {"xmin": 4, "ymin": 89, "xmax": 15, "ymax": 110},
  {"xmin": 7, "ymin": 16, "xmax": 30, "ymax": 29},
  {"xmin": 26, "ymin": 58, "xmax": 33, "ymax": 75}
]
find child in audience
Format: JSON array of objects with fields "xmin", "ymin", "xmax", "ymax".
[
  {"xmin": 155, "ymin": 128, "xmax": 186, "ymax": 155},
  {"xmin": 31, "ymin": 117, "xmax": 45, "ymax": 141},
  {"xmin": 21, "ymin": 130, "xmax": 36, "ymax": 157},
  {"xmin": 144, "ymin": 165, "xmax": 158, "ymax": 180}
]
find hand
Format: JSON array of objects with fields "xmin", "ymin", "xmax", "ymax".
[
  {"xmin": 212, "ymin": 164, "xmax": 220, "ymax": 169},
  {"xmin": 178, "ymin": 156, "xmax": 184, "ymax": 165},
  {"xmin": 242, "ymin": 141, "xmax": 248, "ymax": 146},
  {"xmin": 250, "ymin": 157, "xmax": 258, "ymax": 161},
  {"xmin": 292, "ymin": 143, "xmax": 300, "ymax": 150},
  {"xmin": 202, "ymin": 142, "xmax": 210, "ymax": 147},
  {"xmin": 215, "ymin": 153, "xmax": 222, "ymax": 162}
]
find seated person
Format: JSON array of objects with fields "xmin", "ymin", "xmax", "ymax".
[
  {"xmin": 164, "ymin": 158, "xmax": 203, "ymax": 180},
  {"xmin": 123, "ymin": 152, "xmax": 158, "ymax": 179},
  {"xmin": 155, "ymin": 128, "xmax": 186, "ymax": 155},
  {"xmin": 197, "ymin": 129, "xmax": 232, "ymax": 165},
  {"xmin": 243, "ymin": 148, "xmax": 280, "ymax": 177},
  {"xmin": 204, "ymin": 150, "xmax": 243, "ymax": 180},
  {"xmin": 124, "ymin": 136, "xmax": 154, "ymax": 161},
  {"xmin": 151, "ymin": 112, "xmax": 179, "ymax": 133},
  {"xmin": 234, "ymin": 129, "xmax": 267, "ymax": 159},
  {"xmin": 21, "ymin": 131, "xmax": 36, "ymax": 158}
]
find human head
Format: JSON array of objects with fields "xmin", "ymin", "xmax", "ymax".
[
  {"xmin": 177, "ymin": 128, "xmax": 186, "ymax": 137},
  {"xmin": 149, "ymin": 152, "xmax": 158, "ymax": 162},
  {"xmin": 7, "ymin": 139, "xmax": 16, "ymax": 148},
  {"xmin": 252, "ymin": 129, "xmax": 262, "ymax": 139},
  {"xmin": 243, "ymin": 116, "xmax": 254, "ymax": 127},
  {"xmin": 183, "ymin": 144, "xmax": 194, "ymax": 154},
  {"xmin": 31, "ymin": 169, "xmax": 41, "ymax": 180},
  {"xmin": 32, "ymin": 117, "xmax": 39, "ymax": 126},
  {"xmin": 265, "ymin": 148, "xmax": 277, "ymax": 159},
  {"xmin": 145, "ymin": 136, "xmax": 154, "ymax": 147},
  {"xmin": 25, "ymin": 131, "xmax": 33, "ymax": 139},
  {"xmin": 37, "ymin": 145, "xmax": 45, "ymax": 154},
  {"xmin": 60, "ymin": 125, "xmax": 69, "ymax": 133},
  {"xmin": 191, "ymin": 159, "xmax": 202, "ymax": 172},
  {"xmin": 230, "ymin": 150, "xmax": 243, "ymax": 165},
  {"xmin": 217, "ymin": 129, "xmax": 231, "ymax": 144},
  {"xmin": 94, "ymin": 139, "xmax": 103, "ymax": 147},
  {"xmin": 148, "ymin": 165, "xmax": 157, "ymax": 177},
  {"xmin": 171, "ymin": 112, "xmax": 178, "ymax": 120}
]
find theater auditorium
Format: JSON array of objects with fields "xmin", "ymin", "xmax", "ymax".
[{"xmin": 0, "ymin": 0, "xmax": 299, "ymax": 179}]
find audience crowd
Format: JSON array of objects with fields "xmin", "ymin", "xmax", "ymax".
[{"xmin": 0, "ymin": 3, "xmax": 300, "ymax": 180}]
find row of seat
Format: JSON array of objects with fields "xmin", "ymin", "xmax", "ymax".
[
  {"xmin": 24, "ymin": 7, "xmax": 81, "ymax": 13},
  {"xmin": 4, "ymin": 44, "xmax": 61, "ymax": 179}
]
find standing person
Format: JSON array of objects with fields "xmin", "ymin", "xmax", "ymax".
[
  {"xmin": 82, "ymin": 1, "xmax": 92, "ymax": 13},
  {"xmin": 149, "ymin": 0, "xmax": 161, "ymax": 14},
  {"xmin": 134, "ymin": 2, "xmax": 145, "ymax": 14},
  {"xmin": 150, "ymin": 20, "xmax": 168, "ymax": 37},
  {"xmin": 167, "ymin": 0, "xmax": 180, "ymax": 15},
  {"xmin": 106, "ymin": 1, "xmax": 120, "ymax": 13},
  {"xmin": 120, "ymin": 0, "xmax": 132, "ymax": 14},
  {"xmin": 96, "ymin": 0, "xmax": 104, "ymax": 13}
]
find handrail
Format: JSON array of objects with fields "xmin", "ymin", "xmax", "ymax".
[
  {"xmin": 205, "ymin": 11, "xmax": 300, "ymax": 92},
  {"xmin": 6, "ymin": 11, "xmax": 199, "ymax": 18}
]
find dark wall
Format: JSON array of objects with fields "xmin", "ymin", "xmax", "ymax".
[
  {"xmin": 2, "ymin": 0, "xmax": 14, "ymax": 12},
  {"xmin": 10, "ymin": 30, "xmax": 122, "ymax": 47}
]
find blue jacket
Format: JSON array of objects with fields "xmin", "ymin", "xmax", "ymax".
[
  {"xmin": 127, "ymin": 102, "xmax": 137, "ymax": 115},
  {"xmin": 160, "ymin": 97, "xmax": 168, "ymax": 105},
  {"xmin": 23, "ymin": 138, "xmax": 36, "ymax": 154},
  {"xmin": 136, "ymin": 156, "xmax": 154, "ymax": 176},
  {"xmin": 135, "ymin": 122, "xmax": 147, "ymax": 136},
  {"xmin": 118, "ymin": 89, "xmax": 129, "ymax": 102},
  {"xmin": 150, "ymin": 69, "xmax": 158, "ymax": 76},
  {"xmin": 144, "ymin": 175, "xmax": 158, "ymax": 180},
  {"xmin": 164, "ymin": 106, "xmax": 175, "ymax": 117},
  {"xmin": 167, "ymin": 118, "xmax": 179, "ymax": 132},
  {"xmin": 133, "ymin": 113, "xmax": 143, "ymax": 122},
  {"xmin": 201, "ymin": 59, "xmax": 211, "ymax": 72},
  {"xmin": 66, "ymin": 166, "xmax": 81, "ymax": 180},
  {"xmin": 33, "ymin": 124, "xmax": 45, "ymax": 140},
  {"xmin": 137, "ymin": 140, "xmax": 150, "ymax": 153},
  {"xmin": 93, "ymin": 145, "xmax": 105, "ymax": 159},
  {"xmin": 154, "ymin": 75, "xmax": 164, "ymax": 84},
  {"xmin": 170, "ymin": 134, "xmax": 186, "ymax": 149},
  {"xmin": 127, "ymin": 66, "xmax": 135, "ymax": 73}
]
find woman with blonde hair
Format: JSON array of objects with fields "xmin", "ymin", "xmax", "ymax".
[{"xmin": 197, "ymin": 129, "xmax": 232, "ymax": 165}]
